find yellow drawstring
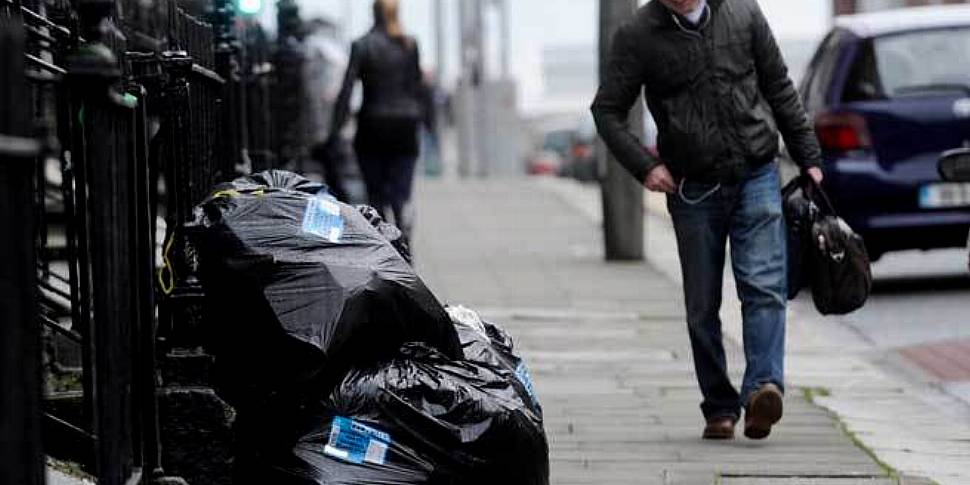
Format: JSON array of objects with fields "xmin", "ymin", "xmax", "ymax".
[
  {"xmin": 157, "ymin": 188, "xmax": 254, "ymax": 296},
  {"xmin": 158, "ymin": 232, "xmax": 176, "ymax": 296},
  {"xmin": 210, "ymin": 189, "xmax": 240, "ymax": 199}
]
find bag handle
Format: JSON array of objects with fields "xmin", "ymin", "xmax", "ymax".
[
  {"xmin": 781, "ymin": 177, "xmax": 803, "ymax": 199},
  {"xmin": 800, "ymin": 174, "xmax": 838, "ymax": 216}
]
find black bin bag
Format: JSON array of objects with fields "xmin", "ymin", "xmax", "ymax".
[
  {"xmin": 185, "ymin": 170, "xmax": 460, "ymax": 410},
  {"xmin": 233, "ymin": 410, "xmax": 439, "ymax": 485},
  {"xmin": 447, "ymin": 305, "xmax": 541, "ymax": 414},
  {"xmin": 329, "ymin": 344, "xmax": 547, "ymax": 485},
  {"xmin": 248, "ymin": 342, "xmax": 549, "ymax": 485}
]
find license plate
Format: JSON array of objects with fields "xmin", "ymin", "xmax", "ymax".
[{"xmin": 919, "ymin": 183, "xmax": 970, "ymax": 209}]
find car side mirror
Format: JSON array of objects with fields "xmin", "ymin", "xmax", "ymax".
[{"xmin": 939, "ymin": 148, "xmax": 970, "ymax": 182}]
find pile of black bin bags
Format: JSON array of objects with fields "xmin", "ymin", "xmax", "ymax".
[{"xmin": 186, "ymin": 171, "xmax": 549, "ymax": 485}]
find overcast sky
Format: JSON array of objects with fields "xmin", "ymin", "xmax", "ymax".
[{"xmin": 265, "ymin": 0, "xmax": 833, "ymax": 108}]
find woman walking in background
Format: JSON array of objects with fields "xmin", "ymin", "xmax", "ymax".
[{"xmin": 327, "ymin": 0, "xmax": 428, "ymax": 241}]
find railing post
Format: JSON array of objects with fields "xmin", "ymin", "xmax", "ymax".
[
  {"xmin": 213, "ymin": 0, "xmax": 247, "ymax": 176},
  {"xmin": 0, "ymin": 16, "xmax": 45, "ymax": 485},
  {"xmin": 67, "ymin": 0, "xmax": 137, "ymax": 482},
  {"xmin": 127, "ymin": 82, "xmax": 175, "ymax": 484}
]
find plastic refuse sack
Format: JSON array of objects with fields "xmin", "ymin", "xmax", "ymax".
[
  {"xmin": 447, "ymin": 305, "xmax": 541, "ymax": 413},
  {"xmin": 357, "ymin": 205, "xmax": 412, "ymax": 263},
  {"xmin": 186, "ymin": 170, "xmax": 460, "ymax": 411},
  {"xmin": 242, "ymin": 341, "xmax": 549, "ymax": 485},
  {"xmin": 232, "ymin": 408, "xmax": 438, "ymax": 485}
]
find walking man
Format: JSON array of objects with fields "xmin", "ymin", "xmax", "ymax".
[{"xmin": 591, "ymin": 0, "xmax": 824, "ymax": 440}]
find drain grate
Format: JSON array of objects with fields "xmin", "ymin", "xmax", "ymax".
[{"xmin": 720, "ymin": 476, "xmax": 893, "ymax": 485}]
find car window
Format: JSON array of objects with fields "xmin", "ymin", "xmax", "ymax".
[
  {"xmin": 872, "ymin": 27, "xmax": 970, "ymax": 97},
  {"xmin": 802, "ymin": 31, "xmax": 844, "ymax": 113},
  {"xmin": 543, "ymin": 130, "xmax": 572, "ymax": 156},
  {"xmin": 842, "ymin": 40, "xmax": 882, "ymax": 102},
  {"xmin": 799, "ymin": 34, "xmax": 828, "ymax": 96}
]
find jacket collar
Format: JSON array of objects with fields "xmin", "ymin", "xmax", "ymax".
[
  {"xmin": 670, "ymin": 2, "xmax": 711, "ymax": 33},
  {"xmin": 645, "ymin": 0, "xmax": 722, "ymax": 31}
]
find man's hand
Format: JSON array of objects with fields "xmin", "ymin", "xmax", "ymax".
[
  {"xmin": 806, "ymin": 167, "xmax": 824, "ymax": 185},
  {"xmin": 643, "ymin": 164, "xmax": 677, "ymax": 193}
]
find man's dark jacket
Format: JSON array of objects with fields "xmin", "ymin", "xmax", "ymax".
[{"xmin": 591, "ymin": 0, "xmax": 822, "ymax": 184}]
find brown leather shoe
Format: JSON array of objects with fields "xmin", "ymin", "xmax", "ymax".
[
  {"xmin": 702, "ymin": 416, "xmax": 736, "ymax": 440},
  {"xmin": 744, "ymin": 383, "xmax": 784, "ymax": 440}
]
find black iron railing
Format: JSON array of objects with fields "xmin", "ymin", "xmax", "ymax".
[
  {"xmin": 1, "ymin": 0, "xmax": 293, "ymax": 482},
  {"xmin": 0, "ymin": 16, "xmax": 45, "ymax": 485}
]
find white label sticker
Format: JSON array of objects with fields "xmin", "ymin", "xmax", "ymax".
[
  {"xmin": 324, "ymin": 417, "xmax": 392, "ymax": 466},
  {"xmin": 364, "ymin": 440, "xmax": 388, "ymax": 465},
  {"xmin": 302, "ymin": 197, "xmax": 344, "ymax": 242}
]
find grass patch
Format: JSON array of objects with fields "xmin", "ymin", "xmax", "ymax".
[
  {"xmin": 801, "ymin": 386, "xmax": 940, "ymax": 485},
  {"xmin": 835, "ymin": 419, "xmax": 901, "ymax": 482},
  {"xmin": 801, "ymin": 386, "xmax": 832, "ymax": 402},
  {"xmin": 47, "ymin": 369, "xmax": 83, "ymax": 394},
  {"xmin": 47, "ymin": 457, "xmax": 95, "ymax": 482}
]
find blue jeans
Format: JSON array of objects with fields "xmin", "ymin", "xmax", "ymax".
[{"xmin": 666, "ymin": 161, "xmax": 787, "ymax": 421}]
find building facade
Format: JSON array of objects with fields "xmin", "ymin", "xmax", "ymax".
[{"xmin": 834, "ymin": 0, "xmax": 969, "ymax": 16}]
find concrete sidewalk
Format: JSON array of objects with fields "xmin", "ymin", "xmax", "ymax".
[
  {"xmin": 412, "ymin": 179, "xmax": 930, "ymax": 485},
  {"xmin": 541, "ymin": 176, "xmax": 970, "ymax": 485}
]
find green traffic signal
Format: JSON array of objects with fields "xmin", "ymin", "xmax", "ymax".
[{"xmin": 238, "ymin": 0, "xmax": 262, "ymax": 15}]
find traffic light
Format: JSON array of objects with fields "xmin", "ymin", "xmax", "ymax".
[{"xmin": 238, "ymin": 0, "xmax": 262, "ymax": 16}]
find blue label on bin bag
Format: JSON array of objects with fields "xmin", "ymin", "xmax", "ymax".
[
  {"xmin": 302, "ymin": 197, "xmax": 344, "ymax": 242},
  {"xmin": 324, "ymin": 417, "xmax": 391, "ymax": 465},
  {"xmin": 515, "ymin": 361, "xmax": 539, "ymax": 405}
]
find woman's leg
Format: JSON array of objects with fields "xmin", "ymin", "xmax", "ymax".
[
  {"xmin": 386, "ymin": 154, "xmax": 419, "ymax": 238},
  {"xmin": 357, "ymin": 154, "xmax": 389, "ymax": 216}
]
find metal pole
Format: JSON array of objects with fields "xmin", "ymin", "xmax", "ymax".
[
  {"xmin": 499, "ymin": 0, "xmax": 510, "ymax": 80},
  {"xmin": 456, "ymin": 0, "xmax": 475, "ymax": 178},
  {"xmin": 345, "ymin": 0, "xmax": 354, "ymax": 38},
  {"xmin": 472, "ymin": 0, "xmax": 488, "ymax": 177},
  {"xmin": 0, "ymin": 16, "xmax": 45, "ymax": 485},
  {"xmin": 598, "ymin": 0, "xmax": 644, "ymax": 261},
  {"xmin": 474, "ymin": 0, "xmax": 485, "ymax": 82},
  {"xmin": 833, "ymin": 0, "xmax": 855, "ymax": 16},
  {"xmin": 435, "ymin": 0, "xmax": 445, "ymax": 83}
]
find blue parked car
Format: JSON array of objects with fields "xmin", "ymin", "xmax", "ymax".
[{"xmin": 799, "ymin": 5, "xmax": 970, "ymax": 260}]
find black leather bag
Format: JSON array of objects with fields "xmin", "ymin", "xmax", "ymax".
[
  {"xmin": 802, "ymin": 178, "xmax": 873, "ymax": 315},
  {"xmin": 781, "ymin": 178, "xmax": 819, "ymax": 300}
]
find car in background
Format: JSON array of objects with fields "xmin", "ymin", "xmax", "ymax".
[
  {"xmin": 562, "ymin": 110, "xmax": 659, "ymax": 183},
  {"xmin": 526, "ymin": 123, "xmax": 573, "ymax": 176},
  {"xmin": 560, "ymin": 114, "xmax": 598, "ymax": 182},
  {"xmin": 800, "ymin": 5, "xmax": 970, "ymax": 260},
  {"xmin": 526, "ymin": 149, "xmax": 563, "ymax": 176}
]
